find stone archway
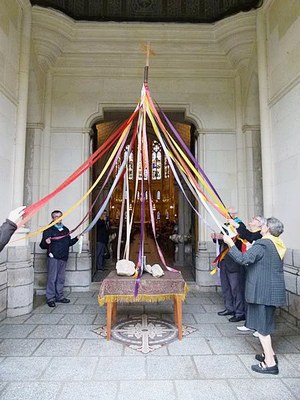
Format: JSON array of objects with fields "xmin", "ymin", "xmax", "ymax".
[{"xmin": 88, "ymin": 109, "xmax": 198, "ymax": 282}]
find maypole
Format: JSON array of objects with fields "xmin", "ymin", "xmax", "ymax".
[{"xmin": 14, "ymin": 42, "xmax": 235, "ymax": 290}]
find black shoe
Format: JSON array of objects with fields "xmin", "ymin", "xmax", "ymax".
[
  {"xmin": 251, "ymin": 362, "xmax": 279, "ymax": 375},
  {"xmin": 218, "ymin": 310, "xmax": 234, "ymax": 316},
  {"xmin": 255, "ymin": 353, "xmax": 278, "ymax": 364},
  {"xmin": 56, "ymin": 298, "xmax": 70, "ymax": 303},
  {"xmin": 47, "ymin": 301, "xmax": 56, "ymax": 308},
  {"xmin": 229, "ymin": 315, "xmax": 245, "ymax": 322}
]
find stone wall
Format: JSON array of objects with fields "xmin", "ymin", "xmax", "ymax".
[
  {"xmin": 33, "ymin": 242, "xmax": 92, "ymax": 295},
  {"xmin": 0, "ymin": 248, "xmax": 8, "ymax": 321},
  {"xmin": 0, "ymin": 243, "xmax": 33, "ymax": 321},
  {"xmin": 280, "ymin": 249, "xmax": 300, "ymax": 327}
]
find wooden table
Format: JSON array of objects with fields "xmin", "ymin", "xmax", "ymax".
[{"xmin": 98, "ymin": 270, "xmax": 188, "ymax": 340}]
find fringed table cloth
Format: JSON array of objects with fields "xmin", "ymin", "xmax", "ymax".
[{"xmin": 98, "ymin": 270, "xmax": 188, "ymax": 340}]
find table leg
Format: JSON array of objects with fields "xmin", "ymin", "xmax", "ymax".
[
  {"xmin": 173, "ymin": 298, "xmax": 178, "ymax": 324},
  {"xmin": 112, "ymin": 302, "xmax": 117, "ymax": 325},
  {"xmin": 106, "ymin": 302, "xmax": 113, "ymax": 341},
  {"xmin": 174, "ymin": 296, "xmax": 183, "ymax": 340}
]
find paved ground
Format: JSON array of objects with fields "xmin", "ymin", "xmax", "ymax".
[{"xmin": 0, "ymin": 284, "xmax": 300, "ymax": 400}]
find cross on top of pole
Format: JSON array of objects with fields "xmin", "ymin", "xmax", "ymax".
[{"xmin": 141, "ymin": 42, "xmax": 155, "ymax": 83}]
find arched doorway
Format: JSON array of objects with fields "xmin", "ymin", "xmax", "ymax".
[{"xmin": 91, "ymin": 110, "xmax": 196, "ymax": 282}]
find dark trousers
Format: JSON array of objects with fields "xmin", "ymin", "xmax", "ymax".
[
  {"xmin": 220, "ymin": 263, "xmax": 245, "ymax": 317},
  {"xmin": 96, "ymin": 242, "xmax": 106, "ymax": 270},
  {"xmin": 46, "ymin": 258, "xmax": 67, "ymax": 302}
]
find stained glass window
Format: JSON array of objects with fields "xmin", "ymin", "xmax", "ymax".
[
  {"xmin": 138, "ymin": 158, "xmax": 148, "ymax": 180},
  {"xmin": 152, "ymin": 140, "xmax": 162, "ymax": 180},
  {"xmin": 128, "ymin": 149, "xmax": 134, "ymax": 180},
  {"xmin": 164, "ymin": 157, "xmax": 170, "ymax": 178}
]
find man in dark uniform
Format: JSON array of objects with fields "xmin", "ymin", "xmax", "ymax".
[
  {"xmin": 212, "ymin": 208, "xmax": 247, "ymax": 322},
  {"xmin": 40, "ymin": 210, "xmax": 79, "ymax": 307}
]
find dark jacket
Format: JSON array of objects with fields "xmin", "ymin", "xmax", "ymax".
[
  {"xmin": 228, "ymin": 239, "xmax": 286, "ymax": 307},
  {"xmin": 219, "ymin": 221, "xmax": 247, "ymax": 273},
  {"xmin": 236, "ymin": 225, "xmax": 262, "ymax": 243},
  {"xmin": 97, "ymin": 219, "xmax": 109, "ymax": 244},
  {"xmin": 0, "ymin": 219, "xmax": 17, "ymax": 252},
  {"xmin": 40, "ymin": 225, "xmax": 78, "ymax": 261}
]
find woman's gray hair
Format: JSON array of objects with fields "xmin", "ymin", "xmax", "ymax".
[
  {"xmin": 267, "ymin": 217, "xmax": 284, "ymax": 237},
  {"xmin": 256, "ymin": 215, "xmax": 267, "ymax": 226}
]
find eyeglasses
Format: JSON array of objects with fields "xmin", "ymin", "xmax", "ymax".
[{"xmin": 252, "ymin": 217, "xmax": 263, "ymax": 226}]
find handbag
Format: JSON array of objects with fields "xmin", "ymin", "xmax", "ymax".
[{"xmin": 104, "ymin": 245, "xmax": 110, "ymax": 260}]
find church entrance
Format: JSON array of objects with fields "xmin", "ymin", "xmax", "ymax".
[{"xmin": 90, "ymin": 110, "xmax": 196, "ymax": 282}]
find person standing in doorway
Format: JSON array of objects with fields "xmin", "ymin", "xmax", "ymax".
[
  {"xmin": 40, "ymin": 210, "xmax": 79, "ymax": 307},
  {"xmin": 96, "ymin": 210, "xmax": 109, "ymax": 271}
]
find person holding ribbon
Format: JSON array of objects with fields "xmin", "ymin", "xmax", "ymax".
[
  {"xmin": 223, "ymin": 217, "xmax": 286, "ymax": 375},
  {"xmin": 0, "ymin": 206, "xmax": 26, "ymax": 253},
  {"xmin": 212, "ymin": 207, "xmax": 247, "ymax": 323},
  {"xmin": 40, "ymin": 210, "xmax": 79, "ymax": 307},
  {"xmin": 228, "ymin": 215, "xmax": 267, "ymax": 334}
]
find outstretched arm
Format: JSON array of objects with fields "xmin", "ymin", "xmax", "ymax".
[
  {"xmin": 223, "ymin": 234, "xmax": 264, "ymax": 266},
  {"xmin": 0, "ymin": 220, "xmax": 17, "ymax": 252}
]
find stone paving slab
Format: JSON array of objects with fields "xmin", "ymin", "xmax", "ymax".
[
  {"xmin": 282, "ymin": 378, "xmax": 300, "ymax": 399},
  {"xmin": 74, "ymin": 297, "xmax": 99, "ymax": 305},
  {"xmin": 24, "ymin": 313, "xmax": 64, "ymax": 325},
  {"xmin": 33, "ymin": 338, "xmax": 84, "ymax": 356},
  {"xmin": 207, "ymin": 336, "xmax": 257, "ymax": 354},
  {"xmin": 118, "ymin": 380, "xmax": 176, "ymax": 400},
  {"xmin": 147, "ymin": 356, "xmax": 198, "ymax": 380},
  {"xmin": 0, "ymin": 382, "xmax": 60, "ymax": 400},
  {"xmin": 167, "ymin": 337, "xmax": 212, "ymax": 355},
  {"xmin": 58, "ymin": 314, "xmax": 97, "ymax": 325},
  {"xmin": 52, "ymin": 305, "xmax": 86, "ymax": 314},
  {"xmin": 0, "ymin": 290, "xmax": 299, "ymax": 400},
  {"xmin": 175, "ymin": 380, "xmax": 236, "ymax": 400},
  {"xmin": 184, "ymin": 323, "xmax": 223, "ymax": 337},
  {"xmin": 78, "ymin": 338, "xmax": 123, "ymax": 356},
  {"xmin": 229, "ymin": 378, "xmax": 297, "ymax": 400},
  {"xmin": 40, "ymin": 356, "xmax": 98, "ymax": 381},
  {"xmin": 1, "ymin": 315, "xmax": 31, "ymax": 324},
  {"xmin": 58, "ymin": 382, "xmax": 118, "ymax": 400},
  {"xmin": 0, "ymin": 339, "xmax": 43, "ymax": 356},
  {"xmin": 67, "ymin": 324, "xmax": 101, "ymax": 339},
  {"xmin": 93, "ymin": 356, "xmax": 146, "ymax": 380},
  {"xmin": 194, "ymin": 354, "xmax": 250, "ymax": 379},
  {"xmin": 0, "ymin": 357, "xmax": 51, "ymax": 380},
  {"xmin": 28, "ymin": 325, "xmax": 73, "ymax": 339},
  {"xmin": 0, "ymin": 324, "xmax": 36, "ymax": 338}
]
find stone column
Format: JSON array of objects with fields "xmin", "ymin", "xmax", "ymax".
[
  {"xmin": 242, "ymin": 125, "xmax": 263, "ymax": 219},
  {"xmin": 6, "ymin": 2, "xmax": 33, "ymax": 317},
  {"xmin": 175, "ymin": 190, "xmax": 185, "ymax": 265},
  {"xmin": 194, "ymin": 129, "xmax": 216, "ymax": 288},
  {"xmin": 65, "ymin": 128, "xmax": 91, "ymax": 292},
  {"xmin": 235, "ymin": 76, "xmax": 247, "ymax": 219},
  {"xmin": 196, "ymin": 129, "xmax": 207, "ymax": 251},
  {"xmin": 257, "ymin": 9, "xmax": 273, "ymax": 216},
  {"xmin": 12, "ymin": 1, "xmax": 31, "ymax": 208},
  {"xmin": 38, "ymin": 71, "xmax": 52, "ymax": 227}
]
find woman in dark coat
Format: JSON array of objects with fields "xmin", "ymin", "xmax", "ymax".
[{"xmin": 223, "ymin": 217, "xmax": 286, "ymax": 375}]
